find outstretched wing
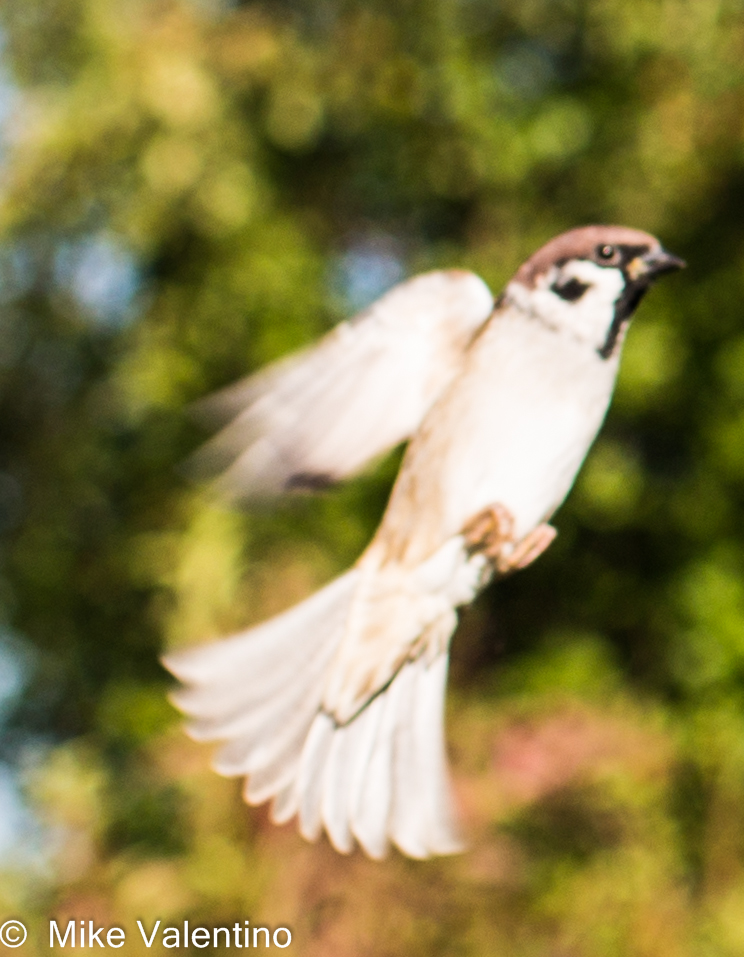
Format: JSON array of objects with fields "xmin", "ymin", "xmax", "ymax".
[{"xmin": 188, "ymin": 270, "xmax": 494, "ymax": 499}]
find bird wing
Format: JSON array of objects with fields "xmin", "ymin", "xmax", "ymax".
[{"xmin": 188, "ymin": 270, "xmax": 494, "ymax": 499}]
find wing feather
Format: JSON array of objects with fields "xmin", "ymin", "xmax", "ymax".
[{"xmin": 189, "ymin": 270, "xmax": 493, "ymax": 499}]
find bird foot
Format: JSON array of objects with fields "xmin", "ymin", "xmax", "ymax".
[
  {"xmin": 463, "ymin": 504, "xmax": 556, "ymax": 574},
  {"xmin": 463, "ymin": 503, "xmax": 514, "ymax": 559},
  {"xmin": 501, "ymin": 523, "xmax": 557, "ymax": 572}
]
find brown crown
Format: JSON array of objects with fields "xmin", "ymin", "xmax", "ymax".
[{"xmin": 513, "ymin": 225, "xmax": 661, "ymax": 288}]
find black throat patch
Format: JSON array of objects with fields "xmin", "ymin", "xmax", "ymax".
[{"xmin": 597, "ymin": 281, "xmax": 649, "ymax": 360}]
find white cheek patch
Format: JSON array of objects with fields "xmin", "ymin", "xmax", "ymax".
[{"xmin": 507, "ymin": 260, "xmax": 625, "ymax": 350}]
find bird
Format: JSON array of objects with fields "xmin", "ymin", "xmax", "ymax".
[{"xmin": 163, "ymin": 226, "xmax": 684, "ymax": 860}]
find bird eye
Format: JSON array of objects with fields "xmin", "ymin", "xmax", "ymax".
[{"xmin": 597, "ymin": 244, "xmax": 616, "ymax": 261}]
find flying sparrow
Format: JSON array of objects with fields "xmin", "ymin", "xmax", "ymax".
[{"xmin": 164, "ymin": 226, "xmax": 684, "ymax": 860}]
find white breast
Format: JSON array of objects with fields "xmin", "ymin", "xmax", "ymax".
[
  {"xmin": 444, "ymin": 311, "xmax": 619, "ymax": 539},
  {"xmin": 379, "ymin": 306, "xmax": 621, "ymax": 566}
]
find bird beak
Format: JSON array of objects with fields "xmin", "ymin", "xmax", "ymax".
[{"xmin": 627, "ymin": 248, "xmax": 686, "ymax": 282}]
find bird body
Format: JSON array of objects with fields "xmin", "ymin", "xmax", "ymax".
[
  {"xmin": 322, "ymin": 305, "xmax": 623, "ymax": 726},
  {"xmin": 376, "ymin": 301, "xmax": 622, "ymax": 563},
  {"xmin": 164, "ymin": 226, "xmax": 684, "ymax": 860}
]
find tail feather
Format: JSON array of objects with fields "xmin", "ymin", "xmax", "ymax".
[
  {"xmin": 164, "ymin": 570, "xmax": 357, "ymax": 688},
  {"xmin": 241, "ymin": 756, "xmax": 296, "ymax": 806},
  {"xmin": 298, "ymin": 714, "xmax": 334, "ymax": 841},
  {"xmin": 213, "ymin": 696, "xmax": 313, "ymax": 778},
  {"xmin": 349, "ymin": 672, "xmax": 401, "ymax": 859},
  {"xmin": 240, "ymin": 725, "xmax": 306, "ymax": 804},
  {"xmin": 163, "ymin": 567, "xmax": 464, "ymax": 859},
  {"xmin": 270, "ymin": 779, "xmax": 299, "ymax": 825},
  {"xmin": 321, "ymin": 727, "xmax": 355, "ymax": 853},
  {"xmin": 204, "ymin": 644, "xmax": 336, "ymax": 764},
  {"xmin": 179, "ymin": 626, "xmax": 335, "ymax": 727},
  {"xmin": 347, "ymin": 693, "xmax": 384, "ymax": 834},
  {"xmin": 184, "ymin": 660, "xmax": 322, "ymax": 744},
  {"xmin": 390, "ymin": 664, "xmax": 426, "ymax": 857},
  {"xmin": 413, "ymin": 654, "xmax": 462, "ymax": 854}
]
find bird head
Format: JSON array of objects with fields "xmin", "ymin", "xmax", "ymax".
[{"xmin": 506, "ymin": 226, "xmax": 685, "ymax": 358}]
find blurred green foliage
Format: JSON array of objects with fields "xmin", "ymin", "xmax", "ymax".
[{"xmin": 3, "ymin": 0, "xmax": 744, "ymax": 953}]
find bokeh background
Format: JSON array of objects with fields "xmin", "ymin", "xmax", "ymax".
[{"xmin": 2, "ymin": 0, "xmax": 744, "ymax": 953}]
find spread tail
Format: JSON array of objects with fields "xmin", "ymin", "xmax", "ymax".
[{"xmin": 162, "ymin": 568, "xmax": 463, "ymax": 859}]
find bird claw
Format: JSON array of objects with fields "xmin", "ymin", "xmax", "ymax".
[
  {"xmin": 463, "ymin": 503, "xmax": 515, "ymax": 558},
  {"xmin": 463, "ymin": 504, "xmax": 556, "ymax": 574},
  {"xmin": 500, "ymin": 523, "xmax": 557, "ymax": 572}
]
